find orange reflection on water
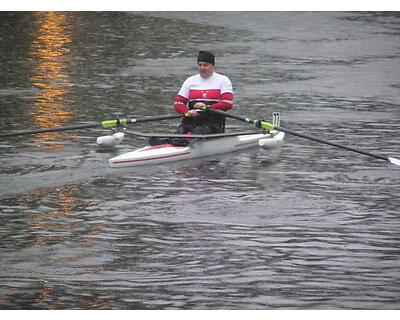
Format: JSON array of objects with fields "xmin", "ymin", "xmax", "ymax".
[
  {"xmin": 30, "ymin": 12, "xmax": 73, "ymax": 148},
  {"xmin": 22, "ymin": 184, "xmax": 84, "ymax": 247}
]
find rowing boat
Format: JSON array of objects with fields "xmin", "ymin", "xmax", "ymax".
[
  {"xmin": 2, "ymin": 110, "xmax": 398, "ymax": 167},
  {"xmin": 108, "ymin": 130, "xmax": 285, "ymax": 168}
]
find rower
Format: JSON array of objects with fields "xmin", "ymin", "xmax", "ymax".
[{"xmin": 149, "ymin": 50, "xmax": 234, "ymax": 146}]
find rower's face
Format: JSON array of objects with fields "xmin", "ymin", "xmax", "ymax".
[{"xmin": 197, "ymin": 62, "xmax": 214, "ymax": 78}]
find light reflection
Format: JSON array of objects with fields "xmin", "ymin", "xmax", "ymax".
[
  {"xmin": 19, "ymin": 185, "xmax": 83, "ymax": 246},
  {"xmin": 17, "ymin": 184, "xmax": 102, "ymax": 249},
  {"xmin": 29, "ymin": 12, "xmax": 73, "ymax": 149},
  {"xmin": 19, "ymin": 183, "xmax": 105, "ymax": 308}
]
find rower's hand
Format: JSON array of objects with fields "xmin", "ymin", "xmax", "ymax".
[
  {"xmin": 193, "ymin": 102, "xmax": 208, "ymax": 111},
  {"xmin": 184, "ymin": 109, "xmax": 200, "ymax": 118}
]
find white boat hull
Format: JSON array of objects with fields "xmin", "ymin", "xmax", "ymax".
[{"xmin": 109, "ymin": 131, "xmax": 284, "ymax": 167}]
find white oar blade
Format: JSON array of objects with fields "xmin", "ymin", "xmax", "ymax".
[
  {"xmin": 388, "ymin": 157, "xmax": 400, "ymax": 166},
  {"xmin": 97, "ymin": 132, "xmax": 125, "ymax": 148}
]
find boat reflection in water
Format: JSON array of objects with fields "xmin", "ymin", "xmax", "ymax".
[{"xmin": 29, "ymin": 12, "xmax": 73, "ymax": 149}]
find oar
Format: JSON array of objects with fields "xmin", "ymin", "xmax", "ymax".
[
  {"xmin": 0, "ymin": 114, "xmax": 182, "ymax": 138},
  {"xmin": 208, "ymin": 109, "xmax": 400, "ymax": 166}
]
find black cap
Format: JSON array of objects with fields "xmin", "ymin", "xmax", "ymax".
[{"xmin": 197, "ymin": 50, "xmax": 215, "ymax": 65}]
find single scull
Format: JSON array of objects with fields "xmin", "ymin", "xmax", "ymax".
[
  {"xmin": 108, "ymin": 130, "xmax": 285, "ymax": 168},
  {"xmin": 2, "ymin": 109, "xmax": 399, "ymax": 167}
]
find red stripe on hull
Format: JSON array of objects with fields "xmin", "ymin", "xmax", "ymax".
[
  {"xmin": 139, "ymin": 144, "xmax": 175, "ymax": 152},
  {"xmin": 112, "ymin": 151, "xmax": 191, "ymax": 164}
]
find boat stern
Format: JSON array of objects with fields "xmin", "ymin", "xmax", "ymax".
[{"xmin": 108, "ymin": 144, "xmax": 191, "ymax": 167}]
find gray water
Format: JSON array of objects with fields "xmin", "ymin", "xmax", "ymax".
[{"xmin": 0, "ymin": 12, "xmax": 400, "ymax": 309}]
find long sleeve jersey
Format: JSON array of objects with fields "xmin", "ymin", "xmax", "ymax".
[{"xmin": 173, "ymin": 72, "xmax": 234, "ymax": 114}]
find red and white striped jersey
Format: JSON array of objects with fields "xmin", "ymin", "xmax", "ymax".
[{"xmin": 174, "ymin": 72, "xmax": 234, "ymax": 114}]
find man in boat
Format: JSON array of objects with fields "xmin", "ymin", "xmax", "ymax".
[
  {"xmin": 149, "ymin": 50, "xmax": 234, "ymax": 146},
  {"xmin": 173, "ymin": 50, "xmax": 234, "ymax": 136}
]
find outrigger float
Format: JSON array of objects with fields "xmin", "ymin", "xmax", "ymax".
[{"xmin": 0, "ymin": 109, "xmax": 399, "ymax": 167}]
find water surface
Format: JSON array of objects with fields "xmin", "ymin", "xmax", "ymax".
[{"xmin": 0, "ymin": 12, "xmax": 399, "ymax": 309}]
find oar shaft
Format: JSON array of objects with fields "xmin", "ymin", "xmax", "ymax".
[
  {"xmin": 101, "ymin": 114, "xmax": 182, "ymax": 128},
  {"xmin": 0, "ymin": 114, "xmax": 182, "ymax": 138},
  {"xmin": 209, "ymin": 108, "xmax": 394, "ymax": 164},
  {"xmin": 0, "ymin": 123, "xmax": 98, "ymax": 138},
  {"xmin": 274, "ymin": 126, "xmax": 389, "ymax": 162},
  {"xmin": 210, "ymin": 109, "xmax": 252, "ymax": 123},
  {"xmin": 131, "ymin": 114, "xmax": 182, "ymax": 123}
]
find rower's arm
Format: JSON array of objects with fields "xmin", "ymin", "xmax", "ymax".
[
  {"xmin": 209, "ymin": 92, "xmax": 234, "ymax": 111},
  {"xmin": 173, "ymin": 95, "xmax": 189, "ymax": 114}
]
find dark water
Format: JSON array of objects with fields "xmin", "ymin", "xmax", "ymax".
[{"xmin": 0, "ymin": 12, "xmax": 400, "ymax": 309}]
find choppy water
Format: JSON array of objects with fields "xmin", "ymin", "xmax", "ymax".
[{"xmin": 0, "ymin": 12, "xmax": 400, "ymax": 309}]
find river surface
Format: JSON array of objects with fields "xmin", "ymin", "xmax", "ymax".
[{"xmin": 0, "ymin": 12, "xmax": 400, "ymax": 309}]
